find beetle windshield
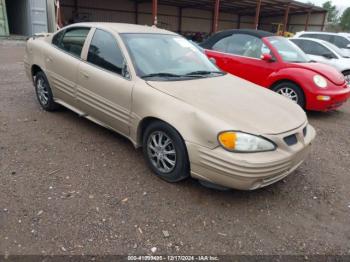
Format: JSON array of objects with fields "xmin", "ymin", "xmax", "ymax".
[
  {"xmin": 121, "ymin": 33, "xmax": 222, "ymax": 79},
  {"xmin": 267, "ymin": 36, "xmax": 310, "ymax": 63}
]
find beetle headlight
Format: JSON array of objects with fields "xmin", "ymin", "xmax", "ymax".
[
  {"xmin": 218, "ymin": 131, "xmax": 276, "ymax": 153},
  {"xmin": 313, "ymin": 75, "xmax": 327, "ymax": 88}
]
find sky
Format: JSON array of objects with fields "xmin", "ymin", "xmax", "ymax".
[{"xmin": 299, "ymin": 0, "xmax": 349, "ymax": 14}]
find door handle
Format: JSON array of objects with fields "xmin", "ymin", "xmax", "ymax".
[{"xmin": 46, "ymin": 56, "xmax": 53, "ymax": 63}]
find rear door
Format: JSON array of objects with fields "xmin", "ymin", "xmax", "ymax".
[
  {"xmin": 46, "ymin": 27, "xmax": 91, "ymax": 107},
  {"xmin": 0, "ymin": 0, "xmax": 9, "ymax": 36},
  {"xmin": 77, "ymin": 28, "xmax": 133, "ymax": 136}
]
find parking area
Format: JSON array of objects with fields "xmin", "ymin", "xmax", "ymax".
[{"xmin": 0, "ymin": 41, "xmax": 350, "ymax": 256}]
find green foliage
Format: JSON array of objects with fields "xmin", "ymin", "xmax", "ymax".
[
  {"xmin": 340, "ymin": 7, "xmax": 350, "ymax": 31},
  {"xmin": 322, "ymin": 0, "xmax": 339, "ymax": 24}
]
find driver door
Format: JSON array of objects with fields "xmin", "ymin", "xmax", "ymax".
[
  {"xmin": 77, "ymin": 28, "xmax": 133, "ymax": 136},
  {"xmin": 206, "ymin": 34, "xmax": 277, "ymax": 87}
]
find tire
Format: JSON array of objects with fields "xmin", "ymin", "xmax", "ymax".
[
  {"xmin": 343, "ymin": 70, "xmax": 350, "ymax": 85},
  {"xmin": 272, "ymin": 82, "xmax": 305, "ymax": 108},
  {"xmin": 34, "ymin": 71, "xmax": 60, "ymax": 111},
  {"xmin": 142, "ymin": 121, "xmax": 190, "ymax": 183}
]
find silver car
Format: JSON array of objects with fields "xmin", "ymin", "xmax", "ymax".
[
  {"xmin": 291, "ymin": 37, "xmax": 350, "ymax": 84},
  {"xmin": 294, "ymin": 31, "xmax": 350, "ymax": 57}
]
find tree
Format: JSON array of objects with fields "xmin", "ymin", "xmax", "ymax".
[
  {"xmin": 340, "ymin": 7, "xmax": 350, "ymax": 31},
  {"xmin": 322, "ymin": 1, "xmax": 339, "ymax": 24}
]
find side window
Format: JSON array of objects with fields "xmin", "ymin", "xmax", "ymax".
[
  {"xmin": 212, "ymin": 36, "xmax": 232, "ymax": 53},
  {"xmin": 87, "ymin": 29, "xmax": 127, "ymax": 77},
  {"xmin": 291, "ymin": 40, "xmax": 305, "ymax": 50},
  {"xmin": 301, "ymin": 34, "xmax": 331, "ymax": 42},
  {"xmin": 229, "ymin": 34, "xmax": 266, "ymax": 58},
  {"xmin": 297, "ymin": 40, "xmax": 316, "ymax": 54},
  {"xmin": 56, "ymin": 27, "xmax": 90, "ymax": 57},
  {"xmin": 303, "ymin": 41, "xmax": 334, "ymax": 57},
  {"xmin": 333, "ymin": 36, "xmax": 349, "ymax": 48},
  {"xmin": 314, "ymin": 34, "xmax": 332, "ymax": 42},
  {"xmin": 213, "ymin": 34, "xmax": 268, "ymax": 59}
]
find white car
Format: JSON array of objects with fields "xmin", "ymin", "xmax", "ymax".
[
  {"xmin": 294, "ymin": 31, "xmax": 350, "ymax": 57},
  {"xmin": 291, "ymin": 37, "xmax": 350, "ymax": 84}
]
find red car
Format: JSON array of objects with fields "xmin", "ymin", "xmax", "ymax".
[{"xmin": 200, "ymin": 29, "xmax": 350, "ymax": 111}]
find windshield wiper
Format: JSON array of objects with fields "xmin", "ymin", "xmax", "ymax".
[
  {"xmin": 141, "ymin": 72, "xmax": 181, "ymax": 79},
  {"xmin": 184, "ymin": 70, "xmax": 225, "ymax": 76}
]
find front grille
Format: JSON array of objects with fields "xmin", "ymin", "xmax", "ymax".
[{"xmin": 283, "ymin": 134, "xmax": 297, "ymax": 146}]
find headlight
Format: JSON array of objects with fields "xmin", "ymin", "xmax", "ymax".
[
  {"xmin": 218, "ymin": 131, "xmax": 276, "ymax": 153},
  {"xmin": 313, "ymin": 75, "xmax": 327, "ymax": 88}
]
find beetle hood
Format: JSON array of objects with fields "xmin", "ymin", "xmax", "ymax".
[
  {"xmin": 146, "ymin": 74, "xmax": 307, "ymax": 135},
  {"xmin": 293, "ymin": 62, "xmax": 345, "ymax": 86}
]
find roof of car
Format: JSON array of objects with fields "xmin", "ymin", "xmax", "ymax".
[
  {"xmin": 216, "ymin": 29, "xmax": 273, "ymax": 38},
  {"xmin": 200, "ymin": 29, "xmax": 274, "ymax": 48},
  {"xmin": 296, "ymin": 31, "xmax": 347, "ymax": 37},
  {"xmin": 291, "ymin": 37, "xmax": 328, "ymax": 45},
  {"xmin": 68, "ymin": 22, "xmax": 177, "ymax": 35}
]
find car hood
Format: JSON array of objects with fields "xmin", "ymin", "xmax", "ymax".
[
  {"xmin": 293, "ymin": 62, "xmax": 345, "ymax": 85},
  {"xmin": 147, "ymin": 74, "xmax": 307, "ymax": 135}
]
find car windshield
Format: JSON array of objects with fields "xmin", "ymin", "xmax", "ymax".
[
  {"xmin": 322, "ymin": 41, "xmax": 349, "ymax": 58},
  {"xmin": 267, "ymin": 36, "xmax": 310, "ymax": 63},
  {"xmin": 121, "ymin": 33, "xmax": 222, "ymax": 79}
]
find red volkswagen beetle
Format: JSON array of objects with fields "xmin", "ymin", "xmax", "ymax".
[{"xmin": 200, "ymin": 29, "xmax": 350, "ymax": 111}]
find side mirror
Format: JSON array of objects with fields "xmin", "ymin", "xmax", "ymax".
[
  {"xmin": 261, "ymin": 53, "xmax": 274, "ymax": 62},
  {"xmin": 209, "ymin": 57, "xmax": 217, "ymax": 64},
  {"xmin": 122, "ymin": 60, "xmax": 130, "ymax": 79}
]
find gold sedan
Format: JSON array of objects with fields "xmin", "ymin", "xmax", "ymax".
[{"xmin": 24, "ymin": 23, "xmax": 315, "ymax": 190}]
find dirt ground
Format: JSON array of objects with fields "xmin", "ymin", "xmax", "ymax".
[{"xmin": 0, "ymin": 40, "xmax": 349, "ymax": 256}]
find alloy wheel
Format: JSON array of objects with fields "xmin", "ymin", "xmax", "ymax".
[
  {"xmin": 147, "ymin": 131, "xmax": 176, "ymax": 173},
  {"xmin": 36, "ymin": 77, "xmax": 49, "ymax": 105},
  {"xmin": 277, "ymin": 87, "xmax": 298, "ymax": 103}
]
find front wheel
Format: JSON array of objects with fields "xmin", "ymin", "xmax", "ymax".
[
  {"xmin": 142, "ymin": 121, "xmax": 190, "ymax": 183},
  {"xmin": 272, "ymin": 82, "xmax": 305, "ymax": 108}
]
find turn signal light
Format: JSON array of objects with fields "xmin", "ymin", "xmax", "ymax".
[
  {"xmin": 316, "ymin": 95, "xmax": 331, "ymax": 101},
  {"xmin": 218, "ymin": 132, "xmax": 236, "ymax": 150}
]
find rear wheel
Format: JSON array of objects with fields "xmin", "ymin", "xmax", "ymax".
[
  {"xmin": 34, "ymin": 71, "xmax": 60, "ymax": 111},
  {"xmin": 142, "ymin": 121, "xmax": 190, "ymax": 183},
  {"xmin": 272, "ymin": 82, "xmax": 305, "ymax": 108},
  {"xmin": 343, "ymin": 70, "xmax": 350, "ymax": 85}
]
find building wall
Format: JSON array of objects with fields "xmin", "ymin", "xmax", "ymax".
[
  {"xmin": 260, "ymin": 12, "xmax": 325, "ymax": 33},
  {"xmin": 288, "ymin": 12, "xmax": 325, "ymax": 32},
  {"xmin": 60, "ymin": 0, "xmax": 325, "ymax": 34},
  {"xmin": 61, "ymin": 0, "xmax": 251, "ymax": 33}
]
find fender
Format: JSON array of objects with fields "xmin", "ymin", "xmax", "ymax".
[{"xmin": 130, "ymin": 81, "xmax": 230, "ymax": 149}]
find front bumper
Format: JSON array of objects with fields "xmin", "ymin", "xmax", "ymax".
[
  {"xmin": 306, "ymin": 85, "xmax": 350, "ymax": 111},
  {"xmin": 186, "ymin": 123, "xmax": 316, "ymax": 190}
]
